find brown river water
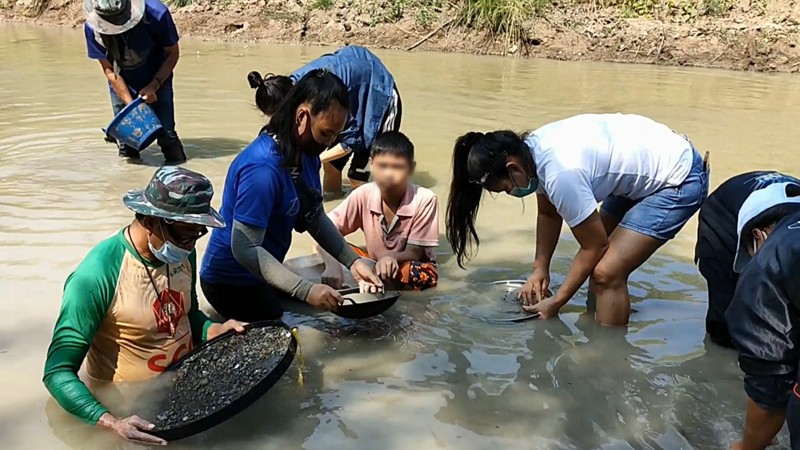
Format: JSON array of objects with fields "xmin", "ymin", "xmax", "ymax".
[{"xmin": 2, "ymin": 23, "xmax": 800, "ymax": 450}]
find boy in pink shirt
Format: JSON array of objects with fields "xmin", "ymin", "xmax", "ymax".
[{"xmin": 319, "ymin": 131, "xmax": 439, "ymax": 290}]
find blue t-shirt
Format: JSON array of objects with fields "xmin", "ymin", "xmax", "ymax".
[
  {"xmin": 291, "ymin": 45, "xmax": 396, "ymax": 155},
  {"xmin": 200, "ymin": 134, "xmax": 322, "ymax": 286},
  {"xmin": 84, "ymin": 0, "xmax": 179, "ymax": 92}
]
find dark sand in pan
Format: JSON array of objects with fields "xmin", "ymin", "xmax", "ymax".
[{"xmin": 151, "ymin": 326, "xmax": 292, "ymax": 431}]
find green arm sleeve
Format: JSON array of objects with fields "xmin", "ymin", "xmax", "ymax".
[
  {"xmin": 43, "ymin": 272, "xmax": 114, "ymax": 424},
  {"xmin": 188, "ymin": 250, "xmax": 215, "ymax": 343}
]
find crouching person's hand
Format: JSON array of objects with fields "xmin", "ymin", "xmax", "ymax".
[{"xmin": 207, "ymin": 320, "xmax": 248, "ymax": 340}]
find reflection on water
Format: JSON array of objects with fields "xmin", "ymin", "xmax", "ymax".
[{"xmin": 2, "ymin": 23, "xmax": 800, "ymax": 449}]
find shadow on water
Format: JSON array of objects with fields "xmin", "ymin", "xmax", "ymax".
[
  {"xmin": 127, "ymin": 137, "xmax": 249, "ymax": 167},
  {"xmin": 182, "ymin": 137, "xmax": 249, "ymax": 160}
]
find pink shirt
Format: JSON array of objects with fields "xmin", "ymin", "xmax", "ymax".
[{"xmin": 329, "ymin": 183, "xmax": 439, "ymax": 262}]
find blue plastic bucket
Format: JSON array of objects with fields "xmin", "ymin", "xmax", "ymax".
[{"xmin": 105, "ymin": 97, "xmax": 163, "ymax": 151}]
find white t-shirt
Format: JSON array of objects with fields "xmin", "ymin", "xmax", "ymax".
[{"xmin": 528, "ymin": 113, "xmax": 694, "ymax": 228}]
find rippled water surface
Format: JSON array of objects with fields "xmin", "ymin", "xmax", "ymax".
[{"xmin": 2, "ymin": 23, "xmax": 800, "ymax": 450}]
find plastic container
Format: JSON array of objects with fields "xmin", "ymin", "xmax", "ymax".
[{"xmin": 104, "ymin": 97, "xmax": 163, "ymax": 151}]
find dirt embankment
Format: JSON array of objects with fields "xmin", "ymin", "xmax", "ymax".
[{"xmin": 2, "ymin": 0, "xmax": 799, "ymax": 72}]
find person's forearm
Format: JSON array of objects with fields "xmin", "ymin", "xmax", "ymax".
[
  {"xmin": 319, "ymin": 144, "xmax": 350, "ymax": 163},
  {"xmin": 103, "ymin": 68, "xmax": 134, "ymax": 104},
  {"xmin": 151, "ymin": 46, "xmax": 179, "ymax": 91},
  {"xmin": 534, "ymin": 213, "xmax": 562, "ymax": 270},
  {"xmin": 553, "ymin": 245, "xmax": 608, "ymax": 306},
  {"xmin": 741, "ymin": 397, "xmax": 785, "ymax": 450},
  {"xmin": 231, "ymin": 220, "xmax": 315, "ymax": 300},
  {"xmin": 307, "ymin": 212, "xmax": 360, "ymax": 268},
  {"xmin": 44, "ymin": 370, "xmax": 108, "ymax": 424}
]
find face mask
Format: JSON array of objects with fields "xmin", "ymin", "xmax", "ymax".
[
  {"xmin": 298, "ymin": 111, "xmax": 329, "ymax": 155},
  {"xmin": 508, "ymin": 169, "xmax": 539, "ymax": 198},
  {"xmin": 149, "ymin": 222, "xmax": 192, "ymax": 264}
]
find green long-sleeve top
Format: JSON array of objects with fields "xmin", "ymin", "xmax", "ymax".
[{"xmin": 43, "ymin": 229, "xmax": 216, "ymax": 424}]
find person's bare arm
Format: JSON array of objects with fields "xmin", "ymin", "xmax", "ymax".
[
  {"xmin": 732, "ymin": 397, "xmax": 785, "ymax": 450},
  {"xmin": 155, "ymin": 44, "xmax": 179, "ymax": 86},
  {"xmin": 525, "ymin": 211, "xmax": 609, "ymax": 318},
  {"xmin": 553, "ymin": 212, "xmax": 609, "ymax": 304},
  {"xmin": 99, "ymin": 59, "xmax": 134, "ymax": 105},
  {"xmin": 533, "ymin": 194, "xmax": 563, "ymax": 272},
  {"xmin": 319, "ymin": 144, "xmax": 351, "ymax": 164},
  {"xmin": 139, "ymin": 44, "xmax": 180, "ymax": 103}
]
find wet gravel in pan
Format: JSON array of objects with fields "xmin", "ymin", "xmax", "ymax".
[{"xmin": 152, "ymin": 326, "xmax": 292, "ymax": 431}]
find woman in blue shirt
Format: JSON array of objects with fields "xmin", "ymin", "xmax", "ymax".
[
  {"xmin": 246, "ymin": 45, "xmax": 402, "ymax": 197},
  {"xmin": 201, "ymin": 69, "xmax": 383, "ymax": 321}
]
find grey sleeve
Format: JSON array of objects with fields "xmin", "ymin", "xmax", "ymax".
[
  {"xmin": 231, "ymin": 220, "xmax": 315, "ymax": 301},
  {"xmin": 306, "ymin": 205, "xmax": 360, "ymax": 268}
]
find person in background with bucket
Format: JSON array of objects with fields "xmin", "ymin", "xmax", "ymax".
[
  {"xmin": 84, "ymin": 0, "xmax": 186, "ymax": 164},
  {"xmin": 695, "ymin": 171, "xmax": 798, "ymax": 348},
  {"xmin": 316, "ymin": 131, "xmax": 440, "ymax": 291},
  {"xmin": 247, "ymin": 45, "xmax": 401, "ymax": 197},
  {"xmin": 446, "ymin": 113, "xmax": 709, "ymax": 326},
  {"xmin": 725, "ymin": 182, "xmax": 800, "ymax": 450},
  {"xmin": 200, "ymin": 69, "xmax": 384, "ymax": 322},
  {"xmin": 43, "ymin": 167, "xmax": 245, "ymax": 445}
]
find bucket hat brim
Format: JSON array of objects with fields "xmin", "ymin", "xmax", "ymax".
[
  {"xmin": 123, "ymin": 189, "xmax": 226, "ymax": 229},
  {"xmin": 84, "ymin": 0, "xmax": 145, "ymax": 35}
]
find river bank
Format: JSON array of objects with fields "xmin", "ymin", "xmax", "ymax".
[{"xmin": 2, "ymin": 0, "xmax": 799, "ymax": 72}]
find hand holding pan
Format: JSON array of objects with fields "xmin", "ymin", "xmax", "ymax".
[
  {"xmin": 487, "ymin": 280, "xmax": 545, "ymax": 323},
  {"xmin": 333, "ymin": 287, "xmax": 401, "ymax": 319}
]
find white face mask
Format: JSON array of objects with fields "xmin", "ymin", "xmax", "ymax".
[{"xmin": 148, "ymin": 222, "xmax": 191, "ymax": 264}]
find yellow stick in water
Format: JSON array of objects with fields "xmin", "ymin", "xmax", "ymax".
[{"xmin": 291, "ymin": 327, "xmax": 304, "ymax": 387}]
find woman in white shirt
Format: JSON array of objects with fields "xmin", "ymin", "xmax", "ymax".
[{"xmin": 446, "ymin": 113, "xmax": 709, "ymax": 326}]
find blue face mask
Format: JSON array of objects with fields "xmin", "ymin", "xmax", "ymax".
[
  {"xmin": 149, "ymin": 222, "xmax": 192, "ymax": 265},
  {"xmin": 508, "ymin": 169, "xmax": 539, "ymax": 198}
]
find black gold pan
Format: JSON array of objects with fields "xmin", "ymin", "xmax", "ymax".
[{"xmin": 333, "ymin": 287, "xmax": 401, "ymax": 319}]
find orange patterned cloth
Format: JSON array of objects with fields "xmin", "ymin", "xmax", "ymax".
[{"xmin": 350, "ymin": 245, "xmax": 438, "ymax": 290}]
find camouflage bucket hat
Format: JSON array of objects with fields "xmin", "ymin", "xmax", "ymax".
[
  {"xmin": 123, "ymin": 167, "xmax": 226, "ymax": 228},
  {"xmin": 84, "ymin": 0, "xmax": 145, "ymax": 35}
]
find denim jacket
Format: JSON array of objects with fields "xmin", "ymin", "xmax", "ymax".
[{"xmin": 292, "ymin": 46, "xmax": 396, "ymax": 155}]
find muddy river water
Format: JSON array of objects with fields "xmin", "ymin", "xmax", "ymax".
[{"xmin": 2, "ymin": 23, "xmax": 800, "ymax": 450}]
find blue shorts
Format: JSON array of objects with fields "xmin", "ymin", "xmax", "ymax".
[{"xmin": 600, "ymin": 150, "xmax": 709, "ymax": 241}]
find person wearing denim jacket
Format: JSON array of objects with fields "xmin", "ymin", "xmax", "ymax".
[{"xmin": 246, "ymin": 45, "xmax": 402, "ymax": 196}]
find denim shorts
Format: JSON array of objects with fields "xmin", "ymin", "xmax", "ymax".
[{"xmin": 600, "ymin": 150, "xmax": 709, "ymax": 241}]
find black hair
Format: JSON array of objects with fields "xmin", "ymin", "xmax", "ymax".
[
  {"xmin": 263, "ymin": 69, "xmax": 349, "ymax": 167},
  {"xmin": 370, "ymin": 131, "xmax": 414, "ymax": 162},
  {"xmin": 742, "ymin": 184, "xmax": 800, "ymax": 250},
  {"xmin": 247, "ymin": 71, "xmax": 294, "ymax": 116},
  {"xmin": 446, "ymin": 130, "xmax": 533, "ymax": 269}
]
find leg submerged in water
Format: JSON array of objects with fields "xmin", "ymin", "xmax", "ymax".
[
  {"xmin": 590, "ymin": 227, "xmax": 665, "ymax": 326},
  {"xmin": 151, "ymin": 88, "xmax": 186, "ymax": 164}
]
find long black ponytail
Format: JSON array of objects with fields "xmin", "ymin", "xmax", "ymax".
[{"xmin": 446, "ymin": 130, "xmax": 532, "ymax": 268}]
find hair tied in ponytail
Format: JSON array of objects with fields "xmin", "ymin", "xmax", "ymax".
[
  {"xmin": 460, "ymin": 131, "xmax": 484, "ymax": 153},
  {"xmin": 247, "ymin": 71, "xmax": 264, "ymax": 90}
]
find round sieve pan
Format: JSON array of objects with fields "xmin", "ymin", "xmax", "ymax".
[{"xmin": 149, "ymin": 321, "xmax": 297, "ymax": 441}]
